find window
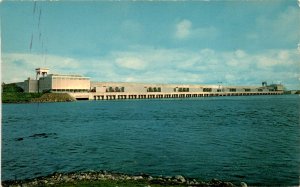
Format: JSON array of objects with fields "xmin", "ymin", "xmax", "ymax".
[
  {"xmin": 203, "ymin": 88, "xmax": 212, "ymax": 92},
  {"xmin": 106, "ymin": 87, "xmax": 114, "ymax": 92},
  {"xmin": 245, "ymin": 89, "xmax": 251, "ymax": 92},
  {"xmin": 229, "ymin": 88, "xmax": 236, "ymax": 92},
  {"xmin": 176, "ymin": 87, "xmax": 189, "ymax": 92}
]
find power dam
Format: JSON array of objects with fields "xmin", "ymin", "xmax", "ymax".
[{"xmin": 16, "ymin": 68, "xmax": 284, "ymax": 100}]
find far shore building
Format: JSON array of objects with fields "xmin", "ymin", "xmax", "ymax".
[{"xmin": 16, "ymin": 68, "xmax": 284, "ymax": 100}]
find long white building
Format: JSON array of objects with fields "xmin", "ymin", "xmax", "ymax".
[{"xmin": 17, "ymin": 68, "xmax": 284, "ymax": 100}]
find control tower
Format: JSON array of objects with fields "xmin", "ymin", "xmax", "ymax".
[{"xmin": 35, "ymin": 68, "xmax": 49, "ymax": 80}]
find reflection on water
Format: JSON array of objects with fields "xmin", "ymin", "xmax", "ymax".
[{"xmin": 2, "ymin": 95, "xmax": 300, "ymax": 185}]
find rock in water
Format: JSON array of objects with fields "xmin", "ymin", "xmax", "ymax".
[
  {"xmin": 241, "ymin": 181, "xmax": 248, "ymax": 187},
  {"xmin": 175, "ymin": 175, "xmax": 186, "ymax": 183},
  {"xmin": 15, "ymin": 137, "xmax": 24, "ymax": 141}
]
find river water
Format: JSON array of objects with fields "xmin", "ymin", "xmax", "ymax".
[{"xmin": 2, "ymin": 95, "xmax": 300, "ymax": 185}]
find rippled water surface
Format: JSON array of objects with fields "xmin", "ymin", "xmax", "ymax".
[{"xmin": 2, "ymin": 95, "xmax": 300, "ymax": 185}]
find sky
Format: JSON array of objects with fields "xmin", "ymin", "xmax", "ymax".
[{"xmin": 1, "ymin": 0, "xmax": 299, "ymax": 89}]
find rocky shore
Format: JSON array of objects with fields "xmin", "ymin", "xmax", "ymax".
[{"xmin": 2, "ymin": 171, "xmax": 247, "ymax": 187}]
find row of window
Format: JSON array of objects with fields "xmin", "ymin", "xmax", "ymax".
[
  {"xmin": 51, "ymin": 89, "xmax": 89, "ymax": 92},
  {"xmin": 175, "ymin": 87, "xmax": 190, "ymax": 92},
  {"xmin": 201, "ymin": 88, "xmax": 272, "ymax": 92},
  {"xmin": 203, "ymin": 88, "xmax": 212, "ymax": 92},
  {"xmin": 147, "ymin": 87, "xmax": 161, "ymax": 92},
  {"xmin": 92, "ymin": 86, "xmax": 276, "ymax": 93},
  {"xmin": 106, "ymin": 87, "xmax": 125, "ymax": 92}
]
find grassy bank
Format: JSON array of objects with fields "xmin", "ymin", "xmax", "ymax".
[
  {"xmin": 2, "ymin": 92, "xmax": 75, "ymax": 103},
  {"xmin": 2, "ymin": 92, "xmax": 43, "ymax": 103},
  {"xmin": 2, "ymin": 83, "xmax": 75, "ymax": 103},
  {"xmin": 2, "ymin": 83, "xmax": 43, "ymax": 103}
]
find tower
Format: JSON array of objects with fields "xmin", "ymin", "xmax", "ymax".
[
  {"xmin": 35, "ymin": 68, "xmax": 49, "ymax": 80},
  {"xmin": 262, "ymin": 81, "xmax": 267, "ymax": 87}
]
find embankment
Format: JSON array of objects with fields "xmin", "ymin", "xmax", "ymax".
[
  {"xmin": 2, "ymin": 92, "xmax": 75, "ymax": 103},
  {"xmin": 2, "ymin": 92, "xmax": 43, "ymax": 103},
  {"xmin": 2, "ymin": 83, "xmax": 75, "ymax": 103}
]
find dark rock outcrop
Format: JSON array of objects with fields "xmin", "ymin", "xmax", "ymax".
[{"xmin": 2, "ymin": 171, "xmax": 239, "ymax": 187}]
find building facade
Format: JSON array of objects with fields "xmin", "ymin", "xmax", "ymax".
[
  {"xmin": 39, "ymin": 74, "xmax": 90, "ymax": 93},
  {"xmin": 20, "ymin": 68, "xmax": 284, "ymax": 100},
  {"xmin": 20, "ymin": 68, "xmax": 90, "ymax": 93}
]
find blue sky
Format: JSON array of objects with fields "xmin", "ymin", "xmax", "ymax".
[{"xmin": 1, "ymin": 0, "xmax": 299, "ymax": 89}]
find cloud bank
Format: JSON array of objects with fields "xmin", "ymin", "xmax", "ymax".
[{"xmin": 2, "ymin": 47, "xmax": 299, "ymax": 90}]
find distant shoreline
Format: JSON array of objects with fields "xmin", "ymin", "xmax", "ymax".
[{"xmin": 1, "ymin": 170, "xmax": 240, "ymax": 187}]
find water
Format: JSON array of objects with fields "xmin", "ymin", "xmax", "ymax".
[{"xmin": 2, "ymin": 95, "xmax": 300, "ymax": 185}]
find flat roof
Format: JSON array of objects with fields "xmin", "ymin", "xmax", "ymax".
[
  {"xmin": 90, "ymin": 81, "xmax": 264, "ymax": 88},
  {"xmin": 35, "ymin": 68, "xmax": 49, "ymax": 70},
  {"xmin": 48, "ymin": 74, "xmax": 90, "ymax": 78}
]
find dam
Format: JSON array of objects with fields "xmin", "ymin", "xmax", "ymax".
[{"xmin": 16, "ymin": 68, "xmax": 284, "ymax": 100}]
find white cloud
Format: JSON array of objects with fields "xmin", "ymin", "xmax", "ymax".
[
  {"xmin": 175, "ymin": 19, "xmax": 192, "ymax": 39},
  {"xmin": 2, "ymin": 47, "xmax": 299, "ymax": 89},
  {"xmin": 235, "ymin": 50, "xmax": 247, "ymax": 58},
  {"xmin": 278, "ymin": 50, "xmax": 289, "ymax": 60},
  {"xmin": 115, "ymin": 56, "xmax": 147, "ymax": 70},
  {"xmin": 175, "ymin": 19, "xmax": 218, "ymax": 40}
]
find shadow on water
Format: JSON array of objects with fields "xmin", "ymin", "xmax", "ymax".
[{"xmin": 15, "ymin": 133, "xmax": 57, "ymax": 141}]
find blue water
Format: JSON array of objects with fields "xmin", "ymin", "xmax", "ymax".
[{"xmin": 2, "ymin": 95, "xmax": 300, "ymax": 185}]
